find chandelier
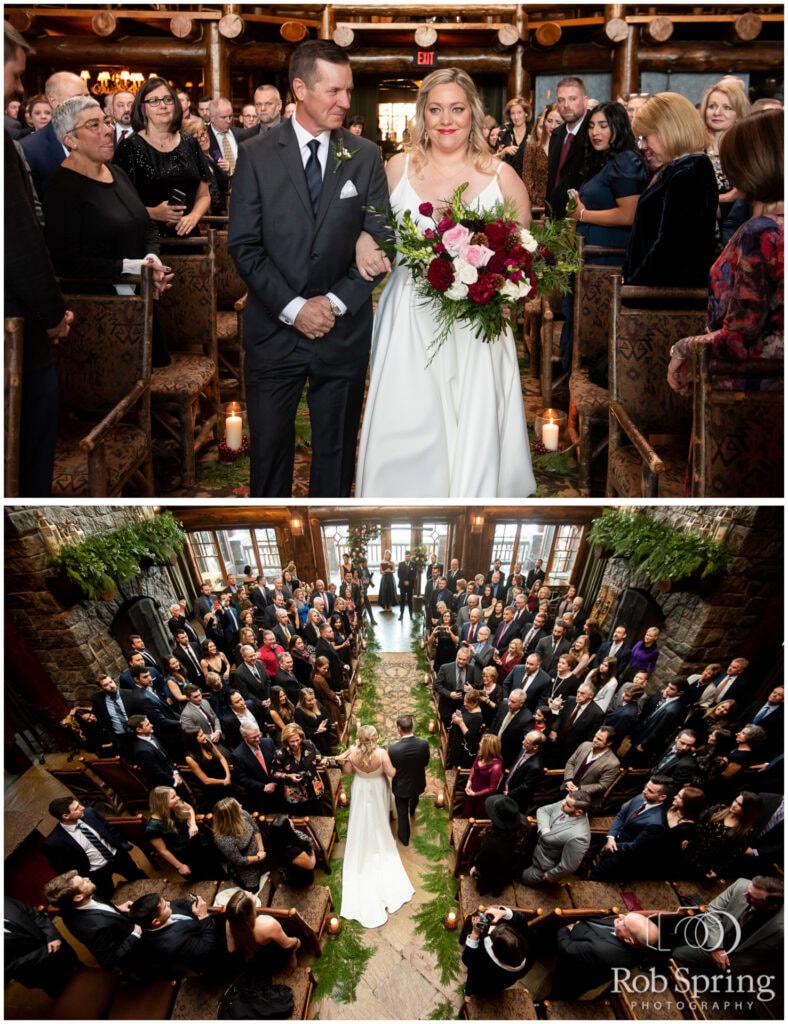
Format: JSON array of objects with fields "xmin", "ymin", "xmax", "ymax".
[{"xmin": 80, "ymin": 69, "xmax": 151, "ymax": 96}]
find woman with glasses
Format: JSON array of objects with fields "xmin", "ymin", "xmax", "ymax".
[
  {"xmin": 114, "ymin": 77, "xmax": 210, "ymax": 237},
  {"xmin": 43, "ymin": 95, "xmax": 173, "ymax": 338},
  {"xmin": 182, "ymin": 116, "xmax": 230, "ymax": 216}
]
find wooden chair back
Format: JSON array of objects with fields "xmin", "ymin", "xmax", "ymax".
[
  {"xmin": 571, "ymin": 240, "xmax": 625, "ymax": 374},
  {"xmin": 691, "ymin": 344, "xmax": 783, "ymax": 496},
  {"xmin": 86, "ymin": 756, "xmax": 150, "ymax": 813},
  {"xmin": 4, "ymin": 316, "xmax": 24, "ymax": 496},
  {"xmin": 157, "ymin": 232, "xmax": 218, "ymax": 362},
  {"xmin": 200, "ymin": 216, "xmax": 246, "ymax": 309}
]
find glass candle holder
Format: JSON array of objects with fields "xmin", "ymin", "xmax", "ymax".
[
  {"xmin": 224, "ymin": 402, "xmax": 245, "ymax": 451},
  {"xmin": 535, "ymin": 407, "xmax": 568, "ymax": 451}
]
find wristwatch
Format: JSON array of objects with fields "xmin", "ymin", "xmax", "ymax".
[{"xmin": 329, "ymin": 299, "xmax": 345, "ymax": 318}]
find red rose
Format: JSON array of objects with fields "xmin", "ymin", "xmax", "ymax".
[
  {"xmin": 507, "ymin": 245, "xmax": 528, "ymax": 264},
  {"xmin": 419, "ymin": 201, "xmax": 434, "ymax": 217},
  {"xmin": 437, "ymin": 217, "xmax": 455, "ymax": 233},
  {"xmin": 486, "ymin": 251, "xmax": 508, "ymax": 275},
  {"xmin": 485, "ymin": 222, "xmax": 509, "ymax": 250},
  {"xmin": 426, "ymin": 257, "xmax": 454, "ymax": 292},
  {"xmin": 467, "ymin": 276, "xmax": 497, "ymax": 304},
  {"xmin": 536, "ymin": 242, "xmax": 551, "ymax": 260}
]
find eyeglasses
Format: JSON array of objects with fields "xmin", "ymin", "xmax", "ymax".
[
  {"xmin": 145, "ymin": 95, "xmax": 175, "ymax": 108},
  {"xmin": 73, "ymin": 116, "xmax": 115, "ymax": 133}
]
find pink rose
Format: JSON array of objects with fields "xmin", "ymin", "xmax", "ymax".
[
  {"xmin": 441, "ymin": 223, "xmax": 472, "ymax": 255},
  {"xmin": 458, "ymin": 243, "xmax": 495, "ymax": 268}
]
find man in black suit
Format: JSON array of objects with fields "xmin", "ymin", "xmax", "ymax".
[
  {"xmin": 91, "ymin": 674, "xmax": 135, "ymax": 755},
  {"xmin": 43, "ymin": 871, "xmax": 142, "ymax": 970},
  {"xmin": 220, "ymin": 690, "xmax": 271, "ymax": 749},
  {"xmin": 484, "ymin": 559, "xmax": 503, "ymax": 586},
  {"xmin": 535, "ymin": 620, "xmax": 571, "ymax": 674},
  {"xmin": 525, "ymin": 559, "xmax": 545, "ymax": 590},
  {"xmin": 127, "ymin": 633, "xmax": 160, "ymax": 670},
  {"xmin": 520, "ymin": 611, "xmax": 549, "ymax": 654},
  {"xmin": 492, "ymin": 605, "xmax": 519, "ymax": 653},
  {"xmin": 569, "ymin": 597, "xmax": 588, "ymax": 634},
  {"xmin": 445, "ymin": 558, "xmax": 465, "ymax": 594},
  {"xmin": 44, "ymin": 798, "xmax": 146, "ymax": 901},
  {"xmin": 591, "ymin": 777, "xmax": 669, "ymax": 880},
  {"xmin": 171, "ymin": 628, "xmax": 204, "ymax": 685},
  {"xmin": 315, "ymin": 622, "xmax": 346, "ymax": 691},
  {"xmin": 126, "ymin": 665, "xmax": 183, "ymax": 758},
  {"xmin": 249, "ymin": 576, "xmax": 270, "ymax": 615},
  {"xmin": 119, "ymin": 652, "xmax": 167, "ymax": 700},
  {"xmin": 649, "ymin": 728, "xmax": 699, "ymax": 787},
  {"xmin": 310, "ymin": 580, "xmax": 335, "ymax": 615},
  {"xmin": 274, "ymin": 651, "xmax": 303, "ymax": 705},
  {"xmin": 230, "ymin": 722, "xmax": 278, "ymax": 811},
  {"xmin": 5, "ymin": 27, "xmax": 75, "ymax": 497},
  {"xmin": 545, "ymin": 75, "xmax": 590, "ymax": 218},
  {"xmin": 234, "ymin": 644, "xmax": 270, "ymax": 700},
  {"xmin": 262, "ymin": 592, "xmax": 287, "ymax": 628},
  {"xmin": 735, "ymin": 685, "xmax": 784, "ymax": 758},
  {"xmin": 128, "ymin": 715, "xmax": 183, "ymax": 791},
  {"xmin": 245, "ymin": 84, "xmax": 285, "ymax": 137},
  {"xmin": 228, "ymin": 40, "xmax": 389, "ymax": 497},
  {"xmin": 502, "ymin": 730, "xmax": 545, "ymax": 812},
  {"xmin": 166, "ymin": 603, "xmax": 200, "ymax": 645},
  {"xmin": 397, "ymin": 551, "xmax": 417, "ymax": 621},
  {"xmin": 626, "ymin": 679, "xmax": 689, "ymax": 765},
  {"xmin": 502, "ymin": 652, "xmax": 551, "ymax": 709},
  {"xmin": 551, "ymin": 912, "xmax": 658, "ymax": 999},
  {"xmin": 433, "ymin": 647, "xmax": 481, "ymax": 726},
  {"xmin": 193, "ymin": 581, "xmax": 216, "ymax": 623},
  {"xmin": 596, "ymin": 624, "xmax": 633, "ymax": 677},
  {"xmin": 215, "ymin": 593, "xmax": 241, "ymax": 656},
  {"xmin": 548, "ymin": 682, "xmax": 605, "ymax": 766},
  {"xmin": 4, "ymin": 895, "xmax": 79, "ymax": 996},
  {"xmin": 505, "ymin": 562, "xmax": 523, "ymax": 591},
  {"xmin": 388, "ymin": 714, "xmax": 431, "ymax": 846},
  {"xmin": 109, "ymin": 89, "xmax": 134, "ymax": 151},
  {"xmin": 129, "ymin": 892, "xmax": 227, "ymax": 978},
  {"xmin": 428, "ymin": 577, "xmax": 452, "ymax": 623},
  {"xmin": 490, "ymin": 689, "xmax": 534, "ymax": 769}
]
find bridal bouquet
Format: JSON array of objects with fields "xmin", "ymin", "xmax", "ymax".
[{"xmin": 386, "ymin": 183, "xmax": 581, "ymax": 357}]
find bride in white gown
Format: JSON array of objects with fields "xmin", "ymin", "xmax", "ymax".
[
  {"xmin": 355, "ymin": 68, "xmax": 536, "ymax": 499},
  {"xmin": 339, "ymin": 725, "xmax": 414, "ymax": 928}
]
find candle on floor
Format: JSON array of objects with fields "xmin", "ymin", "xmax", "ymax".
[
  {"xmin": 542, "ymin": 417, "xmax": 559, "ymax": 451},
  {"xmin": 225, "ymin": 402, "xmax": 243, "ymax": 450},
  {"xmin": 427, "ymin": 719, "xmax": 436, "ymax": 734},
  {"xmin": 328, "ymin": 916, "xmax": 342, "ymax": 935},
  {"xmin": 339, "ymin": 790, "xmax": 349, "ymax": 808},
  {"xmin": 435, "ymin": 792, "xmax": 445, "ymax": 808},
  {"xmin": 444, "ymin": 910, "xmax": 458, "ymax": 930}
]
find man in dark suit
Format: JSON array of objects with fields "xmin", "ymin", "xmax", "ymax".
[
  {"xmin": 310, "ymin": 580, "xmax": 334, "ymax": 615},
  {"xmin": 243, "ymin": 84, "xmax": 285, "ymax": 138},
  {"xmin": 520, "ymin": 611, "xmax": 548, "ymax": 654},
  {"xmin": 492, "ymin": 606, "xmax": 519, "ymax": 653},
  {"xmin": 433, "ymin": 647, "xmax": 481, "ymax": 726},
  {"xmin": 551, "ymin": 912, "xmax": 658, "ymax": 999},
  {"xmin": 215, "ymin": 593, "xmax": 241, "ymax": 656},
  {"xmin": 230, "ymin": 722, "xmax": 278, "ymax": 811},
  {"xmin": 525, "ymin": 559, "xmax": 545, "ymax": 590},
  {"xmin": 20, "ymin": 70, "xmax": 88, "ymax": 198},
  {"xmin": 273, "ymin": 651, "xmax": 303, "ymax": 705},
  {"xmin": 469, "ymin": 626, "xmax": 497, "ymax": 673},
  {"xmin": 127, "ymin": 633, "xmax": 160, "ymax": 670},
  {"xmin": 626, "ymin": 679, "xmax": 690, "ymax": 765},
  {"xmin": 109, "ymin": 89, "xmax": 134, "ymax": 151},
  {"xmin": 428, "ymin": 577, "xmax": 452, "ymax": 623},
  {"xmin": 545, "ymin": 75, "xmax": 590, "ymax": 217},
  {"xmin": 490, "ymin": 689, "xmax": 534, "ymax": 769},
  {"xmin": 445, "ymin": 558, "xmax": 465, "ymax": 594},
  {"xmin": 315, "ymin": 622, "xmax": 346, "ymax": 691},
  {"xmin": 167, "ymin": 603, "xmax": 200, "ymax": 645},
  {"xmin": 388, "ymin": 714, "xmax": 430, "ymax": 845},
  {"xmin": 502, "ymin": 730, "xmax": 545, "ymax": 812},
  {"xmin": 548, "ymin": 682, "xmax": 605, "ymax": 765},
  {"xmin": 569, "ymin": 597, "xmax": 589, "ymax": 634},
  {"xmin": 193, "ymin": 581, "xmax": 216, "ymax": 623},
  {"xmin": 125, "ymin": 665, "xmax": 183, "ymax": 758},
  {"xmin": 649, "ymin": 728, "xmax": 699, "ymax": 787},
  {"xmin": 129, "ymin": 892, "xmax": 227, "ymax": 977},
  {"xmin": 43, "ymin": 871, "xmax": 142, "ymax": 970},
  {"xmin": 596, "ymin": 624, "xmax": 633, "ymax": 677},
  {"xmin": 484, "ymin": 560, "xmax": 503, "ymax": 585},
  {"xmin": 591, "ymin": 777, "xmax": 669, "ymax": 880},
  {"xmin": 4, "ymin": 895, "xmax": 79, "ymax": 996},
  {"xmin": 128, "ymin": 714, "xmax": 182, "ymax": 791},
  {"xmin": 234, "ymin": 644, "xmax": 270, "ymax": 700},
  {"xmin": 503, "ymin": 652, "xmax": 551, "ymax": 709},
  {"xmin": 228, "ymin": 39, "xmax": 389, "ymax": 497},
  {"xmin": 735, "ymin": 685, "xmax": 784, "ymax": 758},
  {"xmin": 220, "ymin": 690, "xmax": 271, "ymax": 749},
  {"xmin": 91, "ymin": 674, "xmax": 135, "ymax": 755},
  {"xmin": 171, "ymin": 628, "xmax": 204, "ymax": 685},
  {"xmin": 44, "ymin": 797, "xmax": 146, "ymax": 901},
  {"xmin": 249, "ymin": 576, "xmax": 270, "ymax": 615},
  {"xmin": 536, "ymin": 621, "xmax": 572, "ymax": 675},
  {"xmin": 205, "ymin": 96, "xmax": 238, "ymax": 174},
  {"xmin": 5, "ymin": 28, "xmax": 74, "ymax": 497},
  {"xmin": 397, "ymin": 552, "xmax": 417, "ymax": 621}
]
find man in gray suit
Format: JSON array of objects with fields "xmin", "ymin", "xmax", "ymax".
[
  {"xmin": 672, "ymin": 875, "xmax": 783, "ymax": 977},
  {"xmin": 228, "ymin": 39, "xmax": 389, "ymax": 497},
  {"xmin": 180, "ymin": 683, "xmax": 223, "ymax": 744},
  {"xmin": 522, "ymin": 792, "xmax": 591, "ymax": 884}
]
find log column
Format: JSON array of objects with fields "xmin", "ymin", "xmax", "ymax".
[
  {"xmin": 204, "ymin": 19, "xmax": 227, "ymax": 100},
  {"xmin": 607, "ymin": 4, "xmax": 637, "ymax": 100}
]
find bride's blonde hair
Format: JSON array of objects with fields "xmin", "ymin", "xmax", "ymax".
[
  {"xmin": 408, "ymin": 68, "xmax": 496, "ymax": 176},
  {"xmin": 354, "ymin": 724, "xmax": 379, "ymax": 768}
]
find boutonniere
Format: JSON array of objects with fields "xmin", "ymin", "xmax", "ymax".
[{"xmin": 333, "ymin": 140, "xmax": 356, "ymax": 173}]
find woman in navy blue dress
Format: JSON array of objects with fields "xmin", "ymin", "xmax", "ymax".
[{"xmin": 561, "ymin": 102, "xmax": 647, "ymax": 368}]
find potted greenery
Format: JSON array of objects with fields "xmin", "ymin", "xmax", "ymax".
[{"xmin": 587, "ymin": 509, "xmax": 732, "ymax": 589}]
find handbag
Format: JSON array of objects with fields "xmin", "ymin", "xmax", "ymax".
[
  {"xmin": 218, "ymin": 979, "xmax": 293, "ymax": 1019},
  {"xmin": 283, "ymin": 778, "xmax": 309, "ymax": 804}
]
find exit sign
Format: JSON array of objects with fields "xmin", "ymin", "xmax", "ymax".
[{"xmin": 415, "ymin": 49, "xmax": 436, "ymax": 67}]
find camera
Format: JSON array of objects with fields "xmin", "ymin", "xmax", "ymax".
[{"xmin": 472, "ymin": 911, "xmax": 494, "ymax": 935}]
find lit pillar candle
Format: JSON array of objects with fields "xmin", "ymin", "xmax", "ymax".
[
  {"xmin": 225, "ymin": 407, "xmax": 243, "ymax": 450},
  {"xmin": 542, "ymin": 418, "xmax": 559, "ymax": 451}
]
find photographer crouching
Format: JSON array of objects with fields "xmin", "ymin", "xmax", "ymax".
[{"xmin": 462, "ymin": 905, "xmax": 533, "ymax": 996}]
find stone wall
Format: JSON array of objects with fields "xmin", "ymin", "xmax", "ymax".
[
  {"xmin": 5, "ymin": 505, "xmax": 176, "ymax": 706},
  {"xmin": 596, "ymin": 506, "xmax": 782, "ymax": 689}
]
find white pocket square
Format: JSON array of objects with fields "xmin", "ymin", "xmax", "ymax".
[{"xmin": 340, "ymin": 180, "xmax": 358, "ymax": 199}]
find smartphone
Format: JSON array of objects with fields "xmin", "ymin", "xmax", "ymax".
[
  {"xmin": 188, "ymin": 891, "xmax": 199, "ymax": 903},
  {"xmin": 168, "ymin": 188, "xmax": 187, "ymax": 206}
]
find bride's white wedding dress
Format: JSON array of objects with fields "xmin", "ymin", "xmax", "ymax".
[
  {"xmin": 339, "ymin": 755, "xmax": 414, "ymax": 928},
  {"xmin": 356, "ymin": 158, "xmax": 536, "ymax": 498}
]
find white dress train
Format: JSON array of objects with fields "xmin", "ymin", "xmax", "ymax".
[
  {"xmin": 356, "ymin": 159, "xmax": 536, "ymax": 498},
  {"xmin": 339, "ymin": 757, "xmax": 414, "ymax": 929}
]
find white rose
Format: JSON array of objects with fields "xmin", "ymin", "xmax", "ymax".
[
  {"xmin": 445, "ymin": 280, "xmax": 469, "ymax": 300},
  {"xmin": 520, "ymin": 229, "xmax": 538, "ymax": 253},
  {"xmin": 500, "ymin": 280, "xmax": 520, "ymax": 300},
  {"xmin": 454, "ymin": 258, "xmax": 479, "ymax": 286},
  {"xmin": 518, "ymin": 278, "xmax": 533, "ymax": 299}
]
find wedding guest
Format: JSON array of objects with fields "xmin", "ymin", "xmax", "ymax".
[
  {"xmin": 522, "ymin": 103, "xmax": 563, "ymax": 209},
  {"xmin": 212, "ymin": 797, "xmax": 267, "ymax": 890},
  {"xmin": 462, "ymin": 734, "xmax": 504, "ymax": 819}
]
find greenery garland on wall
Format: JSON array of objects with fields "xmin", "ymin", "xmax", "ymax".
[
  {"xmin": 588, "ymin": 508, "xmax": 732, "ymax": 585},
  {"xmin": 50, "ymin": 511, "xmax": 186, "ymax": 600}
]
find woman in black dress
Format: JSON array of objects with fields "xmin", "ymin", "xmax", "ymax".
[
  {"xmin": 267, "ymin": 815, "xmax": 317, "ymax": 887},
  {"xmin": 294, "ymin": 687, "xmax": 334, "ymax": 756},
  {"xmin": 145, "ymin": 785, "xmax": 223, "ymax": 880},
  {"xmin": 681, "ymin": 791, "xmax": 762, "ymax": 879},
  {"xmin": 429, "ymin": 610, "xmax": 459, "ymax": 672},
  {"xmin": 378, "ymin": 550, "xmax": 398, "ymax": 612},
  {"xmin": 182, "ymin": 728, "xmax": 232, "ymax": 812},
  {"xmin": 289, "ymin": 635, "xmax": 314, "ymax": 688},
  {"xmin": 114, "ymin": 77, "xmax": 210, "ymax": 238}
]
